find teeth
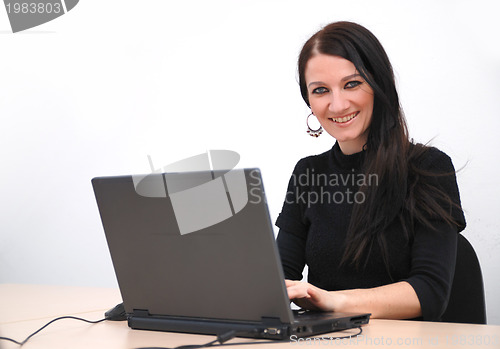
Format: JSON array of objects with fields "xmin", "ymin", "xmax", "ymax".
[{"xmin": 332, "ymin": 112, "xmax": 357, "ymax": 123}]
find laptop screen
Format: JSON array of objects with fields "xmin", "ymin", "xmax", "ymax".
[{"xmin": 92, "ymin": 168, "xmax": 294, "ymax": 324}]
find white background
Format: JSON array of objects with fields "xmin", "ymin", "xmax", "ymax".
[{"xmin": 1, "ymin": 0, "xmax": 499, "ymax": 324}]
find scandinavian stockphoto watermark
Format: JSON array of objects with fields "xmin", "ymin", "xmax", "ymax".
[
  {"xmin": 285, "ymin": 168, "xmax": 378, "ymax": 208},
  {"xmin": 3, "ymin": 0, "xmax": 79, "ymax": 33},
  {"xmin": 290, "ymin": 333, "xmax": 500, "ymax": 346},
  {"xmin": 132, "ymin": 150, "xmax": 250, "ymax": 236},
  {"xmin": 130, "ymin": 150, "xmax": 378, "ymax": 235}
]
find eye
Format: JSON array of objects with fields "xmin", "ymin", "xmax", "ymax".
[
  {"xmin": 344, "ymin": 81, "xmax": 363, "ymax": 89},
  {"xmin": 312, "ymin": 87, "xmax": 329, "ymax": 94}
]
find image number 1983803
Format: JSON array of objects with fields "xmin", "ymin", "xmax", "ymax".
[{"xmin": 3, "ymin": 0, "xmax": 79, "ymax": 33}]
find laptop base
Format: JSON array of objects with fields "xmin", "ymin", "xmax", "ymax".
[{"xmin": 128, "ymin": 311, "xmax": 370, "ymax": 340}]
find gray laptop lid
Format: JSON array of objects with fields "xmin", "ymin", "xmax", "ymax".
[{"xmin": 92, "ymin": 168, "xmax": 295, "ymax": 324}]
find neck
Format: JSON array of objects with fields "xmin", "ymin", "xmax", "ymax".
[{"xmin": 338, "ymin": 140, "xmax": 365, "ymax": 155}]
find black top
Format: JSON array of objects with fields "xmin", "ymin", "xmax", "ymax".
[{"xmin": 275, "ymin": 142, "xmax": 466, "ymax": 321}]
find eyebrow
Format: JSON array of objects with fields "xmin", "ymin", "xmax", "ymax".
[
  {"xmin": 307, "ymin": 73, "xmax": 363, "ymax": 88},
  {"xmin": 341, "ymin": 73, "xmax": 362, "ymax": 81}
]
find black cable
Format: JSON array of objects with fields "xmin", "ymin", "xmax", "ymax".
[
  {"xmin": 0, "ymin": 308, "xmax": 362, "ymax": 349},
  {"xmin": 137, "ymin": 330, "xmax": 237, "ymax": 349},
  {"xmin": 0, "ymin": 316, "xmax": 106, "ymax": 346},
  {"xmin": 136, "ymin": 327, "xmax": 363, "ymax": 349}
]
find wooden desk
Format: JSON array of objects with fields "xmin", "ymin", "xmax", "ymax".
[{"xmin": 1, "ymin": 284, "xmax": 499, "ymax": 348}]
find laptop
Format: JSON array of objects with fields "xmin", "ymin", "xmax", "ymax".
[{"xmin": 92, "ymin": 168, "xmax": 370, "ymax": 340}]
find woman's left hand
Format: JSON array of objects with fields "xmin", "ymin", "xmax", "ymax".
[
  {"xmin": 285, "ymin": 280, "xmax": 342, "ymax": 312},
  {"xmin": 286, "ymin": 280, "xmax": 423, "ymax": 319}
]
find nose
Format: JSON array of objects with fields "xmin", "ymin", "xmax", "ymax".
[{"xmin": 328, "ymin": 90, "xmax": 350, "ymax": 115}]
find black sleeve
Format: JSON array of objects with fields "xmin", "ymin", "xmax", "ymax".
[
  {"xmin": 405, "ymin": 148, "xmax": 466, "ymax": 321},
  {"xmin": 275, "ymin": 159, "xmax": 311, "ymax": 280},
  {"xmin": 275, "ymin": 159, "xmax": 311, "ymax": 235},
  {"xmin": 276, "ymin": 229, "xmax": 306, "ymax": 280},
  {"xmin": 405, "ymin": 221, "xmax": 457, "ymax": 321}
]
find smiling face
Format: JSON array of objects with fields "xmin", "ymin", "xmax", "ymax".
[{"xmin": 305, "ymin": 54, "xmax": 375, "ymax": 155}]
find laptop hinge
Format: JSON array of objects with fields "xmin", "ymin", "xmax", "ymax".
[
  {"xmin": 133, "ymin": 309, "xmax": 151, "ymax": 317},
  {"xmin": 261, "ymin": 316, "xmax": 283, "ymax": 325}
]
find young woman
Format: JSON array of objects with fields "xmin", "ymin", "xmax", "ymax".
[{"xmin": 276, "ymin": 21, "xmax": 466, "ymax": 321}]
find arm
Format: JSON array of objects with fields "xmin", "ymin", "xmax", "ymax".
[
  {"xmin": 286, "ymin": 210, "xmax": 459, "ymax": 320},
  {"xmin": 275, "ymin": 158, "xmax": 311, "ymax": 280},
  {"xmin": 286, "ymin": 279, "xmax": 421, "ymax": 319},
  {"xmin": 276, "ymin": 229, "xmax": 306, "ymax": 281}
]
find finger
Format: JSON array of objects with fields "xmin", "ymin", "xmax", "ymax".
[
  {"xmin": 285, "ymin": 279, "xmax": 301, "ymax": 287},
  {"xmin": 286, "ymin": 286, "xmax": 311, "ymax": 300},
  {"xmin": 305, "ymin": 285, "xmax": 320, "ymax": 300},
  {"xmin": 303, "ymin": 287, "xmax": 333, "ymax": 311}
]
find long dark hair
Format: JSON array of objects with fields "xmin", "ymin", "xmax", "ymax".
[{"xmin": 298, "ymin": 21, "xmax": 461, "ymax": 271}]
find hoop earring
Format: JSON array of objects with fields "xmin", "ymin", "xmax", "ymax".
[{"xmin": 306, "ymin": 113, "xmax": 323, "ymax": 137}]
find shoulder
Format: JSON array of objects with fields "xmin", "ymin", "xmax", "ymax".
[
  {"xmin": 409, "ymin": 143, "xmax": 455, "ymax": 174},
  {"xmin": 408, "ymin": 144, "xmax": 458, "ymax": 190},
  {"xmin": 407, "ymin": 143, "xmax": 466, "ymax": 232}
]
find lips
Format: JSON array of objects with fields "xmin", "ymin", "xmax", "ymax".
[{"xmin": 329, "ymin": 112, "xmax": 359, "ymax": 123}]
